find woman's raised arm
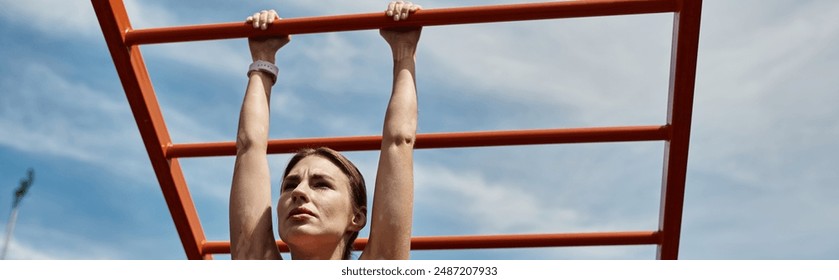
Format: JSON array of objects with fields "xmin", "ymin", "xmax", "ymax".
[
  {"xmin": 229, "ymin": 9, "xmax": 289, "ymax": 260},
  {"xmin": 361, "ymin": 1, "xmax": 422, "ymax": 260}
]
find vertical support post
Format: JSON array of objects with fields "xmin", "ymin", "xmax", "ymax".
[
  {"xmin": 657, "ymin": 0, "xmax": 702, "ymax": 260},
  {"xmin": 91, "ymin": 0, "xmax": 209, "ymax": 259}
]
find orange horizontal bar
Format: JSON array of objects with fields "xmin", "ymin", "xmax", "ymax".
[
  {"xmin": 167, "ymin": 125, "xmax": 669, "ymax": 158},
  {"xmin": 202, "ymin": 231, "xmax": 660, "ymax": 255},
  {"xmin": 126, "ymin": 0, "xmax": 675, "ymax": 45}
]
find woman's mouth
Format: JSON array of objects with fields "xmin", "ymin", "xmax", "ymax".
[{"xmin": 288, "ymin": 207, "xmax": 316, "ymax": 219}]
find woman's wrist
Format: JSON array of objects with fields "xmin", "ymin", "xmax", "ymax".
[
  {"xmin": 251, "ymin": 55, "xmax": 276, "ymax": 64},
  {"xmin": 391, "ymin": 44, "xmax": 417, "ymax": 62},
  {"xmin": 393, "ymin": 55, "xmax": 416, "ymax": 65},
  {"xmin": 392, "ymin": 56, "xmax": 416, "ymax": 72},
  {"xmin": 248, "ymin": 60, "xmax": 278, "ymax": 85}
]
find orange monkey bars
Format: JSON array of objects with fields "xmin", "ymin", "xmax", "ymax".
[{"xmin": 92, "ymin": 0, "xmax": 702, "ymax": 260}]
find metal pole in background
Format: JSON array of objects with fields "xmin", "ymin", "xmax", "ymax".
[{"xmin": 1, "ymin": 168, "xmax": 34, "ymax": 260}]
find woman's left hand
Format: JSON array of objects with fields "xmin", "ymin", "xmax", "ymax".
[{"xmin": 246, "ymin": 9, "xmax": 291, "ymax": 63}]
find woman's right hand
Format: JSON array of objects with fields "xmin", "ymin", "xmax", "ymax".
[
  {"xmin": 246, "ymin": 9, "xmax": 291, "ymax": 63},
  {"xmin": 381, "ymin": 1, "xmax": 422, "ymax": 60}
]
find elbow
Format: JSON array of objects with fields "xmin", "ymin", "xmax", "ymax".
[
  {"xmin": 383, "ymin": 117, "xmax": 417, "ymax": 148},
  {"xmin": 384, "ymin": 129, "xmax": 416, "ymax": 148},
  {"xmin": 236, "ymin": 129, "xmax": 268, "ymax": 154},
  {"xmin": 395, "ymin": 133, "xmax": 416, "ymax": 148}
]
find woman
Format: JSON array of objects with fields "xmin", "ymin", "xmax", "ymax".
[{"xmin": 230, "ymin": 1, "xmax": 422, "ymax": 260}]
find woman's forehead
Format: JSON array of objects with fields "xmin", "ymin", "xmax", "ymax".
[{"xmin": 286, "ymin": 156, "xmax": 349, "ymax": 182}]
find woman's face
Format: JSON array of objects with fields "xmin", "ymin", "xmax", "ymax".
[{"xmin": 277, "ymin": 155, "xmax": 361, "ymax": 248}]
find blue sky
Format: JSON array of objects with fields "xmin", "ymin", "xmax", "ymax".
[{"xmin": 1, "ymin": 0, "xmax": 837, "ymax": 259}]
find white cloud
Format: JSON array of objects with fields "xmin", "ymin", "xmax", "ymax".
[
  {"xmin": 418, "ymin": 12, "xmax": 673, "ymax": 127},
  {"xmin": 0, "ymin": 61, "xmax": 232, "ymax": 189},
  {"xmin": 415, "ymin": 163, "xmax": 581, "ymax": 233},
  {"xmin": 123, "ymin": 0, "xmax": 178, "ymax": 29},
  {"xmin": 0, "ymin": 0, "xmax": 100, "ymax": 38},
  {"xmin": 1, "ymin": 226, "xmax": 123, "ymax": 260},
  {"xmin": 0, "ymin": 63, "xmax": 146, "ymax": 177},
  {"xmin": 2, "ymin": 239, "xmax": 56, "ymax": 260},
  {"xmin": 690, "ymin": 0, "xmax": 839, "ymax": 183},
  {"xmin": 284, "ymin": 32, "xmax": 377, "ymax": 93},
  {"xmin": 178, "ymin": 157, "xmax": 237, "ymax": 202}
]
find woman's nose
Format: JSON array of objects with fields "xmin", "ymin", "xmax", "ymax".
[{"xmin": 291, "ymin": 183, "xmax": 310, "ymax": 203}]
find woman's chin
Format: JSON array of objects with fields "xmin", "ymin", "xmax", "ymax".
[
  {"xmin": 281, "ymin": 225, "xmax": 324, "ymax": 243},
  {"xmin": 281, "ymin": 224, "xmax": 348, "ymax": 249}
]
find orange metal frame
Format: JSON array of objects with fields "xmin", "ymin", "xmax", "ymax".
[{"xmin": 92, "ymin": 0, "xmax": 702, "ymax": 260}]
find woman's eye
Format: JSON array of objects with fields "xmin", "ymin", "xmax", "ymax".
[
  {"xmin": 282, "ymin": 182, "xmax": 296, "ymax": 191},
  {"xmin": 315, "ymin": 182, "xmax": 331, "ymax": 189}
]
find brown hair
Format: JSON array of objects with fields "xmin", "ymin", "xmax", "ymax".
[{"xmin": 282, "ymin": 147, "xmax": 367, "ymax": 260}]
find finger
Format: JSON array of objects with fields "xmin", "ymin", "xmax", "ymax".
[
  {"xmin": 394, "ymin": 1, "xmax": 404, "ymax": 21},
  {"xmin": 391, "ymin": 2, "xmax": 400, "ymax": 20},
  {"xmin": 252, "ymin": 12, "xmax": 260, "ymax": 28},
  {"xmin": 267, "ymin": 10, "xmax": 278, "ymax": 30},
  {"xmin": 246, "ymin": 16, "xmax": 253, "ymax": 23},
  {"xmin": 259, "ymin": 10, "xmax": 269, "ymax": 30},
  {"xmin": 401, "ymin": 2, "xmax": 412, "ymax": 20},
  {"xmin": 386, "ymin": 1, "xmax": 396, "ymax": 17},
  {"xmin": 258, "ymin": 10, "xmax": 267, "ymax": 22},
  {"xmin": 402, "ymin": 3, "xmax": 411, "ymax": 20}
]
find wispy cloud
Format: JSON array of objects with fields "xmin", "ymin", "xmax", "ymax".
[
  {"xmin": 689, "ymin": 1, "xmax": 839, "ymax": 190},
  {"xmin": 2, "ymin": 224, "xmax": 124, "ymax": 260},
  {"xmin": 0, "ymin": 63, "xmax": 147, "ymax": 179},
  {"xmin": 415, "ymin": 4, "xmax": 673, "ymax": 126},
  {"xmin": 415, "ymin": 163, "xmax": 580, "ymax": 233},
  {"xmin": 0, "ymin": 0, "xmax": 100, "ymax": 38}
]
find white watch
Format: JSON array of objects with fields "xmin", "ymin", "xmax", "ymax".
[{"xmin": 247, "ymin": 60, "xmax": 278, "ymax": 84}]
